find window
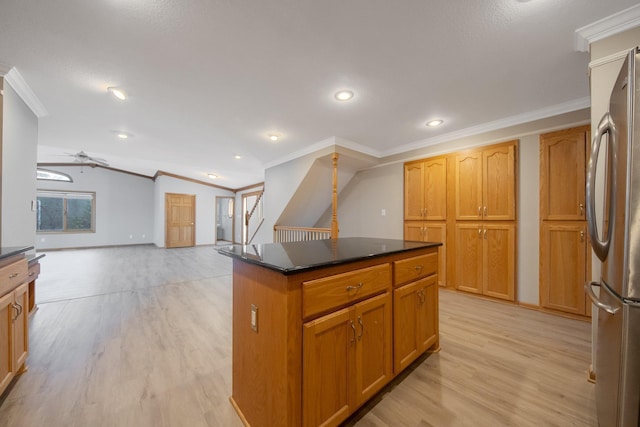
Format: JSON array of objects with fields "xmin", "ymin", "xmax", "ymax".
[
  {"xmin": 36, "ymin": 190, "xmax": 95, "ymax": 233},
  {"xmin": 36, "ymin": 168, "xmax": 73, "ymax": 182}
]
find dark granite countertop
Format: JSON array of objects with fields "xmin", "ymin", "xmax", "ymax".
[
  {"xmin": 0, "ymin": 246, "xmax": 34, "ymax": 261},
  {"xmin": 27, "ymin": 253, "xmax": 46, "ymax": 264},
  {"xmin": 217, "ymin": 237, "xmax": 441, "ymax": 275}
]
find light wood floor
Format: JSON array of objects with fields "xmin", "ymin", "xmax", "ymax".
[{"xmin": 0, "ymin": 245, "xmax": 596, "ymax": 426}]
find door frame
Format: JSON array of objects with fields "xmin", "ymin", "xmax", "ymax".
[{"xmin": 215, "ymin": 196, "xmax": 235, "ymax": 244}]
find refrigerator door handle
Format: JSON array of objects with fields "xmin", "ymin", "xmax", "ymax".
[
  {"xmin": 585, "ymin": 281, "xmax": 620, "ymax": 315},
  {"xmin": 586, "ymin": 112, "xmax": 616, "ymax": 262}
]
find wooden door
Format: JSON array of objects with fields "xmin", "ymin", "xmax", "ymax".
[
  {"xmin": 393, "ymin": 281, "xmax": 420, "ymax": 373},
  {"xmin": 425, "ymin": 223, "xmax": 446, "ymax": 287},
  {"xmin": 540, "ymin": 126, "xmax": 589, "ymax": 221},
  {"xmin": 165, "ymin": 193, "xmax": 195, "ymax": 248},
  {"xmin": 416, "ymin": 275, "xmax": 438, "ymax": 352},
  {"xmin": 404, "ymin": 162, "xmax": 425, "ymax": 220},
  {"xmin": 13, "ymin": 283, "xmax": 28, "ymax": 370},
  {"xmin": 540, "ymin": 222, "xmax": 588, "ymax": 315},
  {"xmin": 455, "ymin": 223, "xmax": 483, "ymax": 294},
  {"xmin": 424, "ymin": 158, "xmax": 447, "ymax": 220},
  {"xmin": 455, "ymin": 151, "xmax": 483, "ymax": 220},
  {"xmin": 354, "ymin": 293, "xmax": 392, "ymax": 406},
  {"xmin": 303, "ymin": 307, "xmax": 355, "ymax": 427},
  {"xmin": 404, "ymin": 221, "xmax": 425, "ymax": 242},
  {"xmin": 0, "ymin": 291, "xmax": 13, "ymax": 393},
  {"xmin": 483, "ymin": 143, "xmax": 516, "ymax": 220},
  {"xmin": 482, "ymin": 224, "xmax": 516, "ymax": 301}
]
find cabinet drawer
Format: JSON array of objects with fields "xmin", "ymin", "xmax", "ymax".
[
  {"xmin": 28, "ymin": 262, "xmax": 41, "ymax": 281},
  {"xmin": 303, "ymin": 264, "xmax": 391, "ymax": 319},
  {"xmin": 0, "ymin": 258, "xmax": 28, "ymax": 297},
  {"xmin": 394, "ymin": 252, "xmax": 437, "ymax": 286}
]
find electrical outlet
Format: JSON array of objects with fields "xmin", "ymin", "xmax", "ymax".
[
  {"xmin": 251, "ymin": 304, "xmax": 259, "ymax": 332},
  {"xmin": 381, "ymin": 208, "xmax": 386, "ymax": 216}
]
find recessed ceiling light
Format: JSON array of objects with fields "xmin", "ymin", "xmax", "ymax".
[
  {"xmin": 269, "ymin": 134, "xmax": 279, "ymax": 141},
  {"xmin": 335, "ymin": 90, "xmax": 354, "ymax": 101},
  {"xmin": 107, "ymin": 87, "xmax": 127, "ymax": 100},
  {"xmin": 426, "ymin": 119, "xmax": 444, "ymax": 127},
  {"xmin": 208, "ymin": 173, "xmax": 218, "ymax": 179},
  {"xmin": 234, "ymin": 155, "xmax": 242, "ymax": 159},
  {"xmin": 116, "ymin": 133, "xmax": 129, "ymax": 139}
]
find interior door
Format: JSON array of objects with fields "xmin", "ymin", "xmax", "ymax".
[{"xmin": 165, "ymin": 193, "xmax": 196, "ymax": 248}]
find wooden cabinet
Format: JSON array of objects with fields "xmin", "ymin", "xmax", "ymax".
[
  {"xmin": 404, "ymin": 222, "xmax": 446, "ymax": 287},
  {"xmin": 455, "ymin": 223, "xmax": 515, "ymax": 301},
  {"xmin": 228, "ymin": 243, "xmax": 439, "ymax": 427},
  {"xmin": 539, "ymin": 126, "xmax": 591, "ymax": 316},
  {"xmin": 404, "ymin": 157, "xmax": 446, "ymax": 221},
  {"xmin": 540, "ymin": 126, "xmax": 589, "ymax": 221},
  {"xmin": 540, "ymin": 222, "xmax": 590, "ymax": 315},
  {"xmin": 302, "ymin": 292, "xmax": 392, "ymax": 427},
  {"xmin": 455, "ymin": 142, "xmax": 516, "ymax": 221},
  {"xmin": 1, "ymin": 278, "xmax": 29, "ymax": 396},
  {"xmin": 393, "ymin": 274, "xmax": 438, "ymax": 373}
]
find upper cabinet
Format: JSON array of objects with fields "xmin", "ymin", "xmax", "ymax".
[
  {"xmin": 404, "ymin": 157, "xmax": 446, "ymax": 221},
  {"xmin": 539, "ymin": 126, "xmax": 590, "ymax": 221},
  {"xmin": 455, "ymin": 141, "xmax": 517, "ymax": 221}
]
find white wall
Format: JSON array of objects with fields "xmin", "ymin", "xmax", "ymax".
[
  {"xmin": 36, "ymin": 166, "xmax": 155, "ymax": 250},
  {"xmin": 2, "ymin": 80, "xmax": 38, "ymax": 248},
  {"xmin": 153, "ymin": 175, "xmax": 234, "ymax": 247}
]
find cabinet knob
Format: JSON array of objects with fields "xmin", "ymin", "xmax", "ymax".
[{"xmin": 580, "ymin": 203, "xmax": 584, "ymax": 216}]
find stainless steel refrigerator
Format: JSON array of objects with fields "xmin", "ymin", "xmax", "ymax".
[{"xmin": 586, "ymin": 46, "xmax": 640, "ymax": 427}]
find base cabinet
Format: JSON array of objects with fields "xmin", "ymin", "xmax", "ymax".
[
  {"xmin": 0, "ymin": 282, "xmax": 28, "ymax": 395},
  {"xmin": 394, "ymin": 274, "xmax": 438, "ymax": 373},
  {"xmin": 540, "ymin": 222, "xmax": 589, "ymax": 315},
  {"xmin": 455, "ymin": 223, "xmax": 515, "ymax": 301},
  {"xmin": 303, "ymin": 292, "xmax": 392, "ymax": 427}
]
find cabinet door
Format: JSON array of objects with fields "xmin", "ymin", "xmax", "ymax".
[
  {"xmin": 404, "ymin": 221, "xmax": 425, "ymax": 242},
  {"xmin": 404, "ymin": 162, "xmax": 425, "ymax": 220},
  {"xmin": 303, "ymin": 307, "xmax": 355, "ymax": 427},
  {"xmin": 455, "ymin": 223, "xmax": 483, "ymax": 294},
  {"xmin": 483, "ymin": 144, "xmax": 516, "ymax": 220},
  {"xmin": 425, "ymin": 223, "xmax": 446, "ymax": 287},
  {"xmin": 482, "ymin": 224, "xmax": 516, "ymax": 301},
  {"xmin": 424, "ymin": 158, "xmax": 447, "ymax": 220},
  {"xmin": 540, "ymin": 126, "xmax": 589, "ymax": 221},
  {"xmin": 540, "ymin": 222, "xmax": 588, "ymax": 315},
  {"xmin": 393, "ymin": 281, "xmax": 420, "ymax": 373},
  {"xmin": 455, "ymin": 152, "xmax": 483, "ymax": 220},
  {"xmin": 0, "ymin": 291, "xmax": 13, "ymax": 393},
  {"xmin": 354, "ymin": 292, "xmax": 392, "ymax": 406},
  {"xmin": 416, "ymin": 275, "xmax": 438, "ymax": 352},
  {"xmin": 13, "ymin": 283, "xmax": 28, "ymax": 370}
]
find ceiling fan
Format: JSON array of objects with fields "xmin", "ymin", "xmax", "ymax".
[{"xmin": 65, "ymin": 150, "xmax": 109, "ymax": 166}]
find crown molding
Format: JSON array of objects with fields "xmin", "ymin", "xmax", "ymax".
[
  {"xmin": 381, "ymin": 97, "xmax": 590, "ymax": 157},
  {"xmin": 3, "ymin": 67, "xmax": 48, "ymax": 117},
  {"xmin": 575, "ymin": 4, "xmax": 640, "ymax": 52}
]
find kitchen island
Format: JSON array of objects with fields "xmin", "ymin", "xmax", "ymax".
[{"xmin": 219, "ymin": 237, "xmax": 441, "ymax": 427}]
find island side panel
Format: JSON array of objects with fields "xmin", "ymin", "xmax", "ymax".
[{"xmin": 231, "ymin": 259, "xmax": 301, "ymax": 427}]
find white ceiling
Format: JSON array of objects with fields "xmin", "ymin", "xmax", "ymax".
[{"xmin": 0, "ymin": 0, "xmax": 638, "ymax": 189}]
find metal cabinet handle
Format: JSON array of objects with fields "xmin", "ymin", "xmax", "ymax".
[
  {"xmin": 346, "ymin": 282, "xmax": 363, "ymax": 291},
  {"xmin": 585, "ymin": 282, "xmax": 620, "ymax": 315},
  {"xmin": 414, "ymin": 265, "xmax": 423, "ymax": 274},
  {"xmin": 580, "ymin": 230, "xmax": 585, "ymax": 242},
  {"xmin": 9, "ymin": 273, "xmax": 18, "ymax": 279},
  {"xmin": 579, "ymin": 203, "xmax": 584, "ymax": 216},
  {"xmin": 11, "ymin": 302, "xmax": 22, "ymax": 320},
  {"xmin": 357, "ymin": 316, "xmax": 364, "ymax": 341},
  {"xmin": 483, "ymin": 228, "xmax": 487, "ymax": 239},
  {"xmin": 484, "ymin": 206, "xmax": 487, "ymax": 217},
  {"xmin": 586, "ymin": 112, "xmax": 615, "ymax": 262},
  {"xmin": 477, "ymin": 206, "xmax": 481, "ymax": 216},
  {"xmin": 478, "ymin": 228, "xmax": 482, "ymax": 237},
  {"xmin": 350, "ymin": 321, "xmax": 356, "ymax": 345}
]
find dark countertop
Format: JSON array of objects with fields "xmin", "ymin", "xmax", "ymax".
[
  {"xmin": 217, "ymin": 237, "xmax": 441, "ymax": 275},
  {"xmin": 27, "ymin": 253, "xmax": 46, "ymax": 264},
  {"xmin": 0, "ymin": 246, "xmax": 34, "ymax": 261}
]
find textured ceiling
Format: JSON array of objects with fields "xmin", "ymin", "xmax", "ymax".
[{"xmin": 0, "ymin": 0, "xmax": 637, "ymax": 188}]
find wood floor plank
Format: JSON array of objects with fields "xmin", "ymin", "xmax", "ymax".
[{"xmin": 0, "ymin": 246, "xmax": 595, "ymax": 426}]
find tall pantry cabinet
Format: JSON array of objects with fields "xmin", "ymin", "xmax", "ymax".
[
  {"xmin": 539, "ymin": 126, "xmax": 591, "ymax": 316},
  {"xmin": 404, "ymin": 157, "xmax": 448, "ymax": 287},
  {"xmin": 403, "ymin": 140, "xmax": 518, "ymax": 301},
  {"xmin": 453, "ymin": 141, "xmax": 517, "ymax": 301}
]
